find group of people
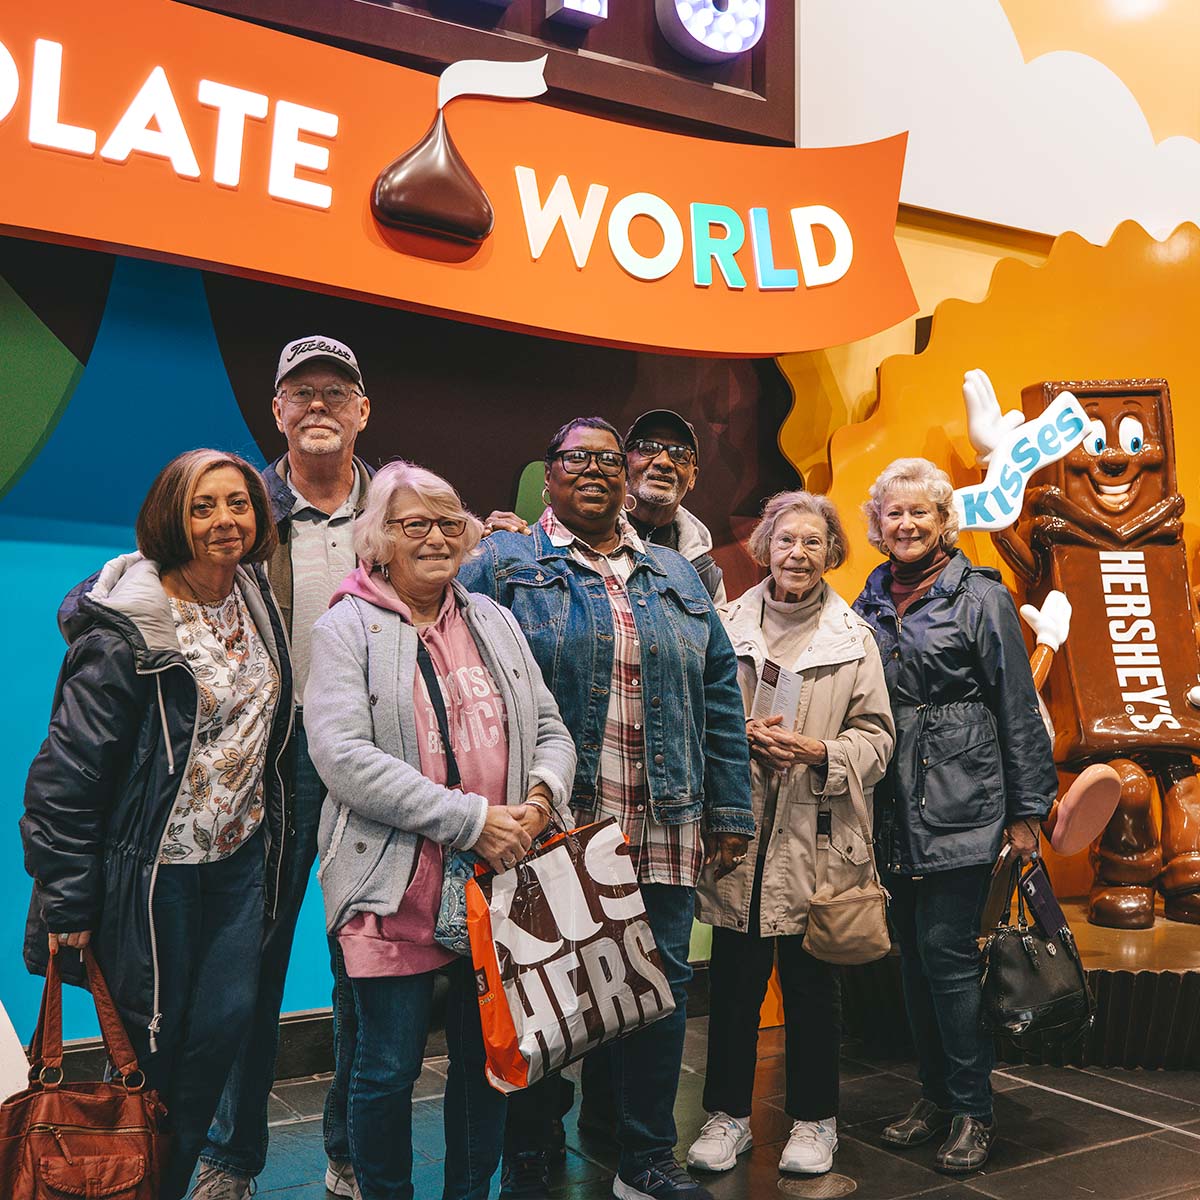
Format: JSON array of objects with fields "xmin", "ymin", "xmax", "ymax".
[{"xmin": 19, "ymin": 334, "xmax": 1058, "ymax": 1200}]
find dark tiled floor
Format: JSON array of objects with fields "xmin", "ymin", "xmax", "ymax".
[{"xmin": 256, "ymin": 1019, "xmax": 1200, "ymax": 1199}]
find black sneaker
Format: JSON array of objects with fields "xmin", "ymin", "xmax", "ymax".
[
  {"xmin": 613, "ymin": 1153, "xmax": 715, "ymax": 1200},
  {"xmin": 500, "ymin": 1150, "xmax": 552, "ymax": 1199}
]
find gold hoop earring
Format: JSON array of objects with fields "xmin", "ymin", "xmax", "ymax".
[
  {"xmin": 623, "ymin": 494, "xmax": 638, "ymax": 512},
  {"xmin": 541, "ymin": 485, "xmax": 551, "ymax": 505}
]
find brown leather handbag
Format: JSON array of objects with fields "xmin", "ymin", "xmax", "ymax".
[{"xmin": 0, "ymin": 945, "xmax": 168, "ymax": 1198}]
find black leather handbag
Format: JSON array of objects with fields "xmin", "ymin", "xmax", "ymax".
[{"xmin": 979, "ymin": 860, "xmax": 1094, "ymax": 1048}]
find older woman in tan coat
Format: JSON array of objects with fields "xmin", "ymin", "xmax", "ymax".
[{"xmin": 689, "ymin": 491, "xmax": 894, "ymax": 1180}]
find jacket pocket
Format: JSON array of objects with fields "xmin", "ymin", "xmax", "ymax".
[
  {"xmin": 504, "ymin": 569, "xmax": 568, "ymax": 633},
  {"xmin": 660, "ymin": 585, "xmax": 710, "ymax": 655},
  {"xmin": 918, "ymin": 721, "xmax": 1004, "ymax": 830}
]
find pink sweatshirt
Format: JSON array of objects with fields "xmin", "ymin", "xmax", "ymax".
[{"xmin": 332, "ymin": 566, "xmax": 510, "ymax": 977}]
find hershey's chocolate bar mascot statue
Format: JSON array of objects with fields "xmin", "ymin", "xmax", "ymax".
[{"xmin": 967, "ymin": 374, "xmax": 1200, "ymax": 929}]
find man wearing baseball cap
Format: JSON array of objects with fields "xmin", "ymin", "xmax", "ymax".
[
  {"xmin": 624, "ymin": 409, "xmax": 725, "ymax": 603},
  {"xmin": 195, "ymin": 336, "xmax": 373, "ymax": 1200}
]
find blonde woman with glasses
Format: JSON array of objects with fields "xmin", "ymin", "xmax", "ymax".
[{"xmin": 304, "ymin": 460, "xmax": 575, "ymax": 1200}]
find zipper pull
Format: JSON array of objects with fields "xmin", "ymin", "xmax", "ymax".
[{"xmin": 49, "ymin": 1126, "xmax": 76, "ymax": 1164}]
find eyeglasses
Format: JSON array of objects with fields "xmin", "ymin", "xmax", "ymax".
[
  {"xmin": 627, "ymin": 439, "xmax": 695, "ymax": 466},
  {"xmin": 279, "ymin": 384, "xmax": 361, "ymax": 410},
  {"xmin": 773, "ymin": 535, "xmax": 826, "ymax": 554},
  {"xmin": 548, "ymin": 449, "xmax": 627, "ymax": 476},
  {"xmin": 385, "ymin": 517, "xmax": 467, "ymax": 539}
]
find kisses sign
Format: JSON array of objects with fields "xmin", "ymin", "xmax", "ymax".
[{"xmin": 0, "ymin": 0, "xmax": 915, "ymax": 355}]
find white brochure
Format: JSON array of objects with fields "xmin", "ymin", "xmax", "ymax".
[{"xmin": 750, "ymin": 658, "xmax": 803, "ymax": 728}]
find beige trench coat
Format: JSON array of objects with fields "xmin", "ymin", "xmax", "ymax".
[{"xmin": 696, "ymin": 580, "xmax": 895, "ymax": 938}]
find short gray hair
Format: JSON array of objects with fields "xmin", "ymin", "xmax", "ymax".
[
  {"xmin": 862, "ymin": 457, "xmax": 959, "ymax": 552},
  {"xmin": 354, "ymin": 460, "xmax": 484, "ymax": 568},
  {"xmin": 747, "ymin": 490, "xmax": 849, "ymax": 570}
]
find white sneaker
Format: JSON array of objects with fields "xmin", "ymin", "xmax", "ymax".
[
  {"xmin": 778, "ymin": 1118, "xmax": 837, "ymax": 1175},
  {"xmin": 686, "ymin": 1112, "xmax": 753, "ymax": 1172},
  {"xmin": 324, "ymin": 1160, "xmax": 362, "ymax": 1200}
]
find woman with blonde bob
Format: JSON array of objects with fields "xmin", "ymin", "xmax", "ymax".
[
  {"xmin": 21, "ymin": 449, "xmax": 292, "ymax": 1200},
  {"xmin": 689, "ymin": 491, "xmax": 894, "ymax": 1180},
  {"xmin": 304, "ymin": 460, "xmax": 575, "ymax": 1200},
  {"xmin": 852, "ymin": 458, "xmax": 1056, "ymax": 1174}
]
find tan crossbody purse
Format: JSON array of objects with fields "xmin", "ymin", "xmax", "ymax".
[{"xmin": 802, "ymin": 758, "xmax": 893, "ymax": 966}]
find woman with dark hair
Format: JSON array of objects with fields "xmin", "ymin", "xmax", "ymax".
[
  {"xmin": 21, "ymin": 449, "xmax": 293, "ymax": 1200},
  {"xmin": 459, "ymin": 416, "xmax": 754, "ymax": 1200},
  {"xmin": 853, "ymin": 457, "xmax": 1056, "ymax": 1174},
  {"xmin": 689, "ymin": 491, "xmax": 893, "ymax": 1180}
]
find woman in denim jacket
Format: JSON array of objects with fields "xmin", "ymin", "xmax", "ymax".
[{"xmin": 459, "ymin": 416, "xmax": 754, "ymax": 1200}]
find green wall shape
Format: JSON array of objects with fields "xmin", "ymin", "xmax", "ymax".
[
  {"xmin": 514, "ymin": 459, "xmax": 547, "ymax": 524},
  {"xmin": 0, "ymin": 274, "xmax": 83, "ymax": 502}
]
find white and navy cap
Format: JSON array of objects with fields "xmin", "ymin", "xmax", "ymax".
[{"xmin": 275, "ymin": 335, "xmax": 364, "ymax": 390}]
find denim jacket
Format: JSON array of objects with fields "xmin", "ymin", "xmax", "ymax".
[{"xmin": 458, "ymin": 526, "xmax": 754, "ymax": 837}]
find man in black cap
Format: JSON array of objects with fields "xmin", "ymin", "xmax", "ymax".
[{"xmin": 623, "ymin": 409, "xmax": 724, "ymax": 603}]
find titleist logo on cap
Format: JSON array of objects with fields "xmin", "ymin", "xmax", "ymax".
[
  {"xmin": 285, "ymin": 338, "xmax": 352, "ymax": 365},
  {"xmin": 275, "ymin": 335, "xmax": 363, "ymax": 389}
]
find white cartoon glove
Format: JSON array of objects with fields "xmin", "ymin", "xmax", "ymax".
[
  {"xmin": 1020, "ymin": 590, "xmax": 1072, "ymax": 651},
  {"xmin": 963, "ymin": 368, "xmax": 1025, "ymax": 466}
]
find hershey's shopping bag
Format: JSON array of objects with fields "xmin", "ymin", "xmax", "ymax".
[{"xmin": 466, "ymin": 817, "xmax": 676, "ymax": 1093}]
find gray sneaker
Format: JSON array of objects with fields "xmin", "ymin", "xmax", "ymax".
[
  {"xmin": 325, "ymin": 1159, "xmax": 363, "ymax": 1200},
  {"xmin": 188, "ymin": 1165, "xmax": 254, "ymax": 1200}
]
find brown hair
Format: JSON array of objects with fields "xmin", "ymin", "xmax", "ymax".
[{"xmin": 136, "ymin": 449, "xmax": 277, "ymax": 570}]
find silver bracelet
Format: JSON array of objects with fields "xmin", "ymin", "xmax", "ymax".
[{"xmin": 526, "ymin": 796, "xmax": 554, "ymax": 819}]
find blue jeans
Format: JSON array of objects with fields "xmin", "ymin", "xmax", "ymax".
[
  {"xmin": 127, "ymin": 834, "xmax": 264, "ymax": 1200},
  {"xmin": 202, "ymin": 716, "xmax": 353, "ymax": 1175},
  {"xmin": 612, "ymin": 884, "xmax": 695, "ymax": 1170},
  {"xmin": 886, "ymin": 865, "xmax": 994, "ymax": 1120},
  {"xmin": 324, "ymin": 934, "xmax": 356, "ymax": 1162},
  {"xmin": 348, "ymin": 957, "xmax": 505, "ymax": 1200},
  {"xmin": 504, "ymin": 884, "xmax": 695, "ymax": 1173}
]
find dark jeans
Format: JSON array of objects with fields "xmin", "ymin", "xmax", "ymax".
[
  {"xmin": 703, "ymin": 922, "xmax": 841, "ymax": 1121},
  {"xmin": 348, "ymin": 957, "xmax": 505, "ymax": 1200},
  {"xmin": 887, "ymin": 865, "xmax": 994, "ymax": 1120},
  {"xmin": 324, "ymin": 934, "xmax": 357, "ymax": 1163},
  {"xmin": 505, "ymin": 883, "xmax": 695, "ymax": 1175},
  {"xmin": 202, "ymin": 716, "xmax": 353, "ymax": 1175},
  {"xmin": 128, "ymin": 834, "xmax": 264, "ymax": 1200}
]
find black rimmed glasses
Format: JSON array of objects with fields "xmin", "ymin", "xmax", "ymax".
[
  {"xmin": 279, "ymin": 384, "xmax": 361, "ymax": 410},
  {"xmin": 547, "ymin": 449, "xmax": 627, "ymax": 476},
  {"xmin": 626, "ymin": 438, "xmax": 695, "ymax": 466},
  {"xmin": 385, "ymin": 517, "xmax": 468, "ymax": 539}
]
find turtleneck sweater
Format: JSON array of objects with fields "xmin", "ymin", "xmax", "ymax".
[
  {"xmin": 888, "ymin": 545, "xmax": 950, "ymax": 619},
  {"xmin": 735, "ymin": 580, "xmax": 826, "ymax": 713}
]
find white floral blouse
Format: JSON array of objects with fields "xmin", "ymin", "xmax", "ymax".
[{"xmin": 161, "ymin": 585, "xmax": 280, "ymax": 864}]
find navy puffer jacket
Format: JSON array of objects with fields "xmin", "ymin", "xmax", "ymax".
[
  {"xmin": 853, "ymin": 550, "xmax": 1057, "ymax": 874},
  {"xmin": 21, "ymin": 554, "xmax": 292, "ymax": 1039}
]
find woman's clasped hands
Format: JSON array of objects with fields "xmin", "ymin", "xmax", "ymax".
[
  {"xmin": 473, "ymin": 788, "xmax": 557, "ymax": 874},
  {"xmin": 746, "ymin": 714, "xmax": 828, "ymax": 772}
]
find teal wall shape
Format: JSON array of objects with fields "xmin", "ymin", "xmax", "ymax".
[{"xmin": 0, "ymin": 256, "xmax": 331, "ymax": 1044}]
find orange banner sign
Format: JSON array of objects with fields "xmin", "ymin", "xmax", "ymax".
[{"xmin": 0, "ymin": 0, "xmax": 916, "ymax": 355}]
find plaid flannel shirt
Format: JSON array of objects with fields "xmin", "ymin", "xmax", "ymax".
[{"xmin": 540, "ymin": 508, "xmax": 704, "ymax": 887}]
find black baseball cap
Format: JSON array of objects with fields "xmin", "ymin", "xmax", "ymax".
[{"xmin": 625, "ymin": 409, "xmax": 699, "ymax": 461}]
